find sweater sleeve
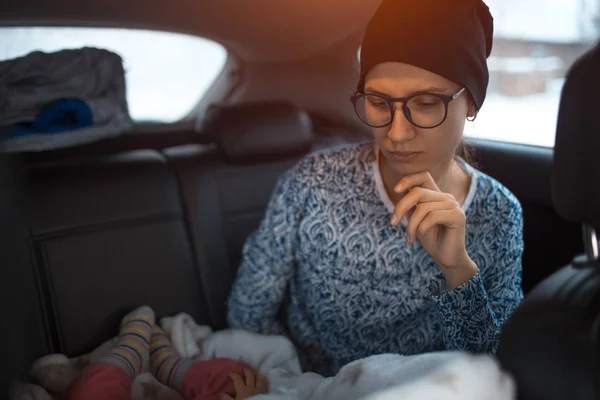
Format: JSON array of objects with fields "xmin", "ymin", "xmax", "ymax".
[
  {"xmin": 434, "ymin": 197, "xmax": 524, "ymax": 354},
  {"xmin": 227, "ymin": 161, "xmax": 310, "ymax": 335}
]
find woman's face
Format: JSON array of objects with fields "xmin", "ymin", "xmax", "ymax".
[{"xmin": 364, "ymin": 62, "xmax": 476, "ymax": 177}]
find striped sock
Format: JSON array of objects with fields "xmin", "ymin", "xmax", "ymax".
[
  {"xmin": 150, "ymin": 325, "xmax": 195, "ymax": 390},
  {"xmin": 96, "ymin": 306, "xmax": 155, "ymax": 379}
]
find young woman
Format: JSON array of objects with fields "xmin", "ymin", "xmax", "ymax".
[{"xmin": 228, "ymin": 0, "xmax": 523, "ymax": 377}]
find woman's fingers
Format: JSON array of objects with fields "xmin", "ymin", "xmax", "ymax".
[
  {"xmin": 416, "ymin": 209, "xmax": 465, "ymax": 239},
  {"xmin": 391, "ymin": 187, "xmax": 455, "ymax": 226},
  {"xmin": 394, "ymin": 171, "xmax": 439, "ymax": 194},
  {"xmin": 406, "ymin": 200, "xmax": 460, "ymax": 243}
]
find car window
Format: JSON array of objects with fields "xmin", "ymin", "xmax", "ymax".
[
  {"xmin": 464, "ymin": 0, "xmax": 599, "ymax": 147},
  {"xmin": 0, "ymin": 27, "xmax": 228, "ymax": 123}
]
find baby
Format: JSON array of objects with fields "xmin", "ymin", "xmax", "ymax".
[{"xmin": 32, "ymin": 306, "xmax": 269, "ymax": 400}]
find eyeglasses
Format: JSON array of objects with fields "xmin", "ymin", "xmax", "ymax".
[{"xmin": 350, "ymin": 88, "xmax": 466, "ymax": 129}]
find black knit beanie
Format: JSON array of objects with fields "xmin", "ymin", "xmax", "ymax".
[{"xmin": 358, "ymin": 0, "xmax": 494, "ymax": 110}]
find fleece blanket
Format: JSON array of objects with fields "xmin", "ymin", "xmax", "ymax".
[{"xmin": 195, "ymin": 328, "xmax": 516, "ymax": 400}]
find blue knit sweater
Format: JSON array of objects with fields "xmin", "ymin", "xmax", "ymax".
[{"xmin": 227, "ymin": 142, "xmax": 524, "ymax": 376}]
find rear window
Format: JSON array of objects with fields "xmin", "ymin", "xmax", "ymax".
[{"xmin": 0, "ymin": 27, "xmax": 228, "ymax": 123}]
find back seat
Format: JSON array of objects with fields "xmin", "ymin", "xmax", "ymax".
[
  {"xmin": 21, "ymin": 150, "xmax": 209, "ymax": 357},
  {"xmin": 163, "ymin": 102, "xmax": 314, "ymax": 330},
  {"xmin": 14, "ymin": 102, "xmax": 314, "ymax": 363}
]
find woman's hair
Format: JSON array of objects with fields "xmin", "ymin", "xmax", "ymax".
[
  {"xmin": 460, "ymin": 96, "xmax": 479, "ymax": 167},
  {"xmin": 457, "ymin": 140, "xmax": 478, "ymax": 168}
]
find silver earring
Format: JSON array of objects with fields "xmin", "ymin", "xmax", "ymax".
[{"xmin": 467, "ymin": 114, "xmax": 477, "ymax": 122}]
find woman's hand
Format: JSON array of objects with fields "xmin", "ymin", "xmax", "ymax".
[
  {"xmin": 390, "ymin": 171, "xmax": 478, "ymax": 289},
  {"xmin": 220, "ymin": 368, "xmax": 269, "ymax": 400}
]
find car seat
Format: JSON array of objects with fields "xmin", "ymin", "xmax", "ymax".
[{"xmin": 496, "ymin": 42, "xmax": 600, "ymax": 400}]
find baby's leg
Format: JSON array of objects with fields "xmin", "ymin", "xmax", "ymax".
[
  {"xmin": 65, "ymin": 364, "xmax": 131, "ymax": 400},
  {"xmin": 150, "ymin": 326, "xmax": 247, "ymax": 400},
  {"xmin": 65, "ymin": 306, "xmax": 155, "ymax": 400}
]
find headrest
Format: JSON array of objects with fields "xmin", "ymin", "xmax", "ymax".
[
  {"xmin": 552, "ymin": 43, "xmax": 600, "ymax": 232},
  {"xmin": 200, "ymin": 101, "xmax": 313, "ymax": 163}
]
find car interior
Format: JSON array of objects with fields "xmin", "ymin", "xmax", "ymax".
[{"xmin": 0, "ymin": 0, "xmax": 599, "ymax": 398}]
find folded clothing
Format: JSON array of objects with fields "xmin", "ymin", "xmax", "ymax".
[
  {"xmin": 0, "ymin": 47, "xmax": 134, "ymax": 152},
  {"xmin": 2, "ymin": 98, "xmax": 93, "ymax": 138}
]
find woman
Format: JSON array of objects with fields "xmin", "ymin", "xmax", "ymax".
[{"xmin": 227, "ymin": 0, "xmax": 523, "ymax": 377}]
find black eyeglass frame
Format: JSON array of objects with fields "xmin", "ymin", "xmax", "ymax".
[{"xmin": 350, "ymin": 87, "xmax": 466, "ymax": 129}]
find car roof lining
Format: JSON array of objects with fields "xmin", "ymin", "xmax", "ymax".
[{"xmin": 0, "ymin": 0, "xmax": 381, "ymax": 62}]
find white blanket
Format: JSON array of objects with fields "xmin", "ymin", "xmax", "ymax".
[{"xmin": 165, "ymin": 315, "xmax": 516, "ymax": 400}]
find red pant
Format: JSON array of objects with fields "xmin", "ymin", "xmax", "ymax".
[
  {"xmin": 65, "ymin": 358, "xmax": 246, "ymax": 400},
  {"xmin": 65, "ymin": 363, "xmax": 131, "ymax": 400}
]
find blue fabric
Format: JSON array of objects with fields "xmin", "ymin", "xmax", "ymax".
[
  {"xmin": 1, "ymin": 98, "xmax": 93, "ymax": 139},
  {"xmin": 227, "ymin": 142, "xmax": 524, "ymax": 377}
]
